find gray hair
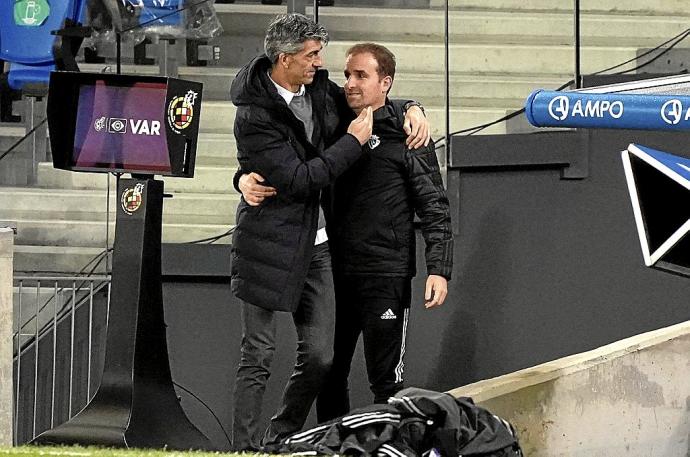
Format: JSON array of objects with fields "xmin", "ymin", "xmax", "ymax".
[{"xmin": 264, "ymin": 13, "xmax": 329, "ymax": 63}]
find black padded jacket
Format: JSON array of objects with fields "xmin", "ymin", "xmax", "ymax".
[
  {"xmin": 330, "ymin": 102, "xmax": 453, "ymax": 280},
  {"xmin": 230, "ymin": 54, "xmax": 361, "ymax": 312}
]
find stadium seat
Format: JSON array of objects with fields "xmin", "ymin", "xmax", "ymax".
[{"xmin": 0, "ymin": 0, "xmax": 87, "ymax": 92}]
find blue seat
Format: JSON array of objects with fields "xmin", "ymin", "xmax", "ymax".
[
  {"xmin": 0, "ymin": 0, "xmax": 86, "ymax": 91},
  {"xmin": 7, "ymin": 62, "xmax": 56, "ymax": 90}
]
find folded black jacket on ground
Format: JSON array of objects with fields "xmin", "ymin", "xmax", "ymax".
[{"xmin": 269, "ymin": 387, "xmax": 523, "ymax": 456}]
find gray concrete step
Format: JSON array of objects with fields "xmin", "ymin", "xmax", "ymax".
[
  {"xmin": 0, "ymin": 186, "xmax": 240, "ymax": 219},
  {"xmin": 1, "ymin": 185, "xmax": 236, "ymax": 271},
  {"xmin": 35, "ymin": 163, "xmax": 240, "ymax": 194},
  {"xmin": 81, "ymin": 63, "xmax": 568, "ymax": 107},
  {"xmin": 323, "ymin": 40, "xmax": 641, "ymax": 76},
  {"xmin": 127, "ymin": 42, "xmax": 640, "ymax": 103},
  {"xmin": 13, "ymin": 245, "xmax": 110, "ymax": 274},
  {"xmin": 10, "ymin": 218, "xmax": 232, "ymax": 247},
  {"xmin": 0, "ymin": 125, "xmax": 26, "ymax": 146},
  {"xmin": 0, "ymin": 126, "xmax": 48, "ymax": 186},
  {"xmin": 199, "ymin": 101, "xmax": 236, "ymax": 133},
  {"xmin": 216, "ymin": 4, "xmax": 690, "ymax": 43},
  {"xmin": 341, "ymin": 73, "xmax": 568, "ymax": 107},
  {"xmin": 197, "ymin": 133, "xmax": 237, "ymax": 164},
  {"xmin": 432, "ymin": 0, "xmax": 690, "ymax": 15},
  {"xmin": 198, "ymin": 101, "xmax": 513, "ymax": 137}
]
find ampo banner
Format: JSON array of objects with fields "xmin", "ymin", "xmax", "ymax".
[{"xmin": 525, "ymin": 90, "xmax": 690, "ymax": 131}]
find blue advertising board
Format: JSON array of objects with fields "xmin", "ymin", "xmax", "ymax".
[{"xmin": 525, "ymin": 90, "xmax": 690, "ymax": 131}]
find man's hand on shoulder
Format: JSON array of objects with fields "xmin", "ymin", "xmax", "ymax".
[
  {"xmin": 424, "ymin": 274, "xmax": 448, "ymax": 308},
  {"xmin": 403, "ymin": 105, "xmax": 430, "ymax": 150},
  {"xmin": 239, "ymin": 172, "xmax": 276, "ymax": 206}
]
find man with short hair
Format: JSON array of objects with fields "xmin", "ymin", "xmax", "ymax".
[
  {"xmin": 315, "ymin": 43, "xmax": 453, "ymax": 421},
  {"xmin": 237, "ymin": 40, "xmax": 452, "ymax": 429},
  {"xmin": 230, "ymin": 15, "xmax": 429, "ymax": 451}
]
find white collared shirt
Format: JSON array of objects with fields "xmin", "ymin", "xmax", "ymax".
[{"xmin": 268, "ymin": 72, "xmax": 306, "ymax": 105}]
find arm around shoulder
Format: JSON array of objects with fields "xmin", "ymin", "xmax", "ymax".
[{"xmin": 235, "ymin": 116, "xmax": 364, "ymax": 200}]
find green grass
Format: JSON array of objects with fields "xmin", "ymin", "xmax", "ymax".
[{"xmin": 0, "ymin": 447, "xmax": 274, "ymax": 457}]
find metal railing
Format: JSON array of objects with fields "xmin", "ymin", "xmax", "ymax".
[{"xmin": 13, "ymin": 275, "xmax": 111, "ymax": 445}]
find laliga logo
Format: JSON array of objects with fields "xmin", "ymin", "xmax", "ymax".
[
  {"xmin": 661, "ymin": 99, "xmax": 684, "ymax": 125},
  {"xmin": 548, "ymin": 96, "xmax": 569, "ymax": 121}
]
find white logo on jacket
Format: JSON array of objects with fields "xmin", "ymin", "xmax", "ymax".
[{"xmin": 368, "ymin": 135, "xmax": 381, "ymax": 149}]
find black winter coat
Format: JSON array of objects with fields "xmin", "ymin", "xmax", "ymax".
[
  {"xmin": 330, "ymin": 103, "xmax": 453, "ymax": 280},
  {"xmin": 230, "ymin": 54, "xmax": 361, "ymax": 312}
]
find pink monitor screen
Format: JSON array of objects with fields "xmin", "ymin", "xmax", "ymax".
[{"xmin": 72, "ymin": 80, "xmax": 171, "ymax": 173}]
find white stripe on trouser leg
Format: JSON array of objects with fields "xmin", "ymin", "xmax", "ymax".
[{"xmin": 394, "ymin": 307, "xmax": 410, "ymax": 383}]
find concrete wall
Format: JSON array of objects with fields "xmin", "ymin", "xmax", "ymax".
[
  {"xmin": 450, "ymin": 321, "xmax": 690, "ymax": 456},
  {"xmin": 443, "ymin": 129, "xmax": 690, "ymax": 389},
  {"xmin": 0, "ymin": 227, "xmax": 14, "ymax": 445}
]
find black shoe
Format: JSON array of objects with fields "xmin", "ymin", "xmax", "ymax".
[{"xmin": 318, "ymin": 0, "xmax": 334, "ymax": 5}]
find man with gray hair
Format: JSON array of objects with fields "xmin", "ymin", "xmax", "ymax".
[{"xmin": 229, "ymin": 13, "xmax": 428, "ymax": 450}]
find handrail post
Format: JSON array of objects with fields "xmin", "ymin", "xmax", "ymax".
[{"xmin": 0, "ymin": 226, "xmax": 16, "ymax": 445}]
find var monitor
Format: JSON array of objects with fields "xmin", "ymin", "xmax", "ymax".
[{"xmin": 48, "ymin": 72, "xmax": 202, "ymax": 178}]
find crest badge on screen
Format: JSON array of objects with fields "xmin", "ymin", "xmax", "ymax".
[
  {"xmin": 168, "ymin": 90, "xmax": 198, "ymax": 134},
  {"xmin": 121, "ymin": 183, "xmax": 145, "ymax": 215}
]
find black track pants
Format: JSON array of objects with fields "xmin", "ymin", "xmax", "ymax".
[{"xmin": 316, "ymin": 275, "xmax": 411, "ymax": 423}]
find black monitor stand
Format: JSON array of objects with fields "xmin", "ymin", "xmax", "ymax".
[{"xmin": 32, "ymin": 176, "xmax": 214, "ymax": 450}]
